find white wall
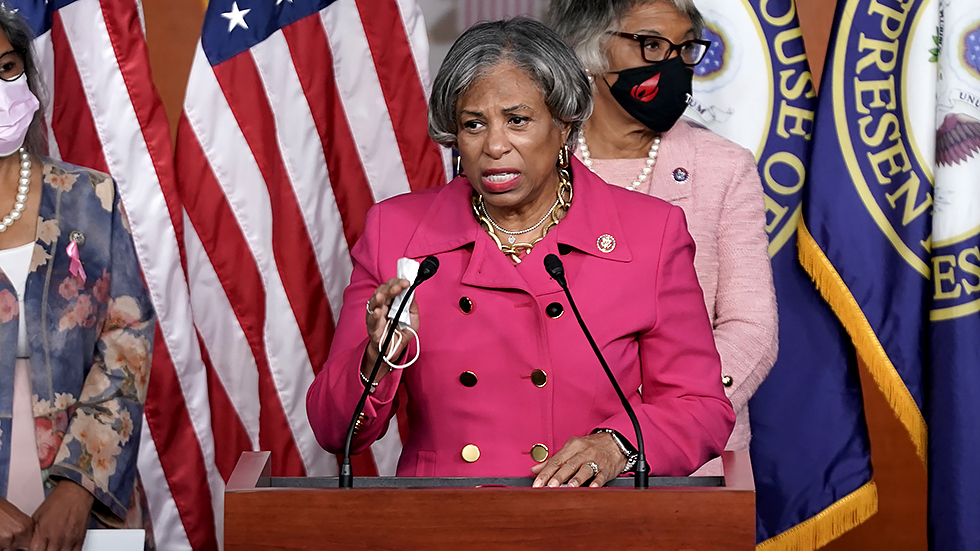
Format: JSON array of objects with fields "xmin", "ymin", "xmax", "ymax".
[{"xmin": 417, "ymin": 0, "xmax": 549, "ymax": 78}]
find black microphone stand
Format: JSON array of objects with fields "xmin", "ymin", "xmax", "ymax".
[
  {"xmin": 544, "ymin": 254, "xmax": 649, "ymax": 489},
  {"xmin": 340, "ymin": 257, "xmax": 439, "ymax": 488}
]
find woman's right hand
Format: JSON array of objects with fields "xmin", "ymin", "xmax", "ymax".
[
  {"xmin": 0, "ymin": 498, "xmax": 33, "ymax": 551},
  {"xmin": 362, "ymin": 277, "xmax": 420, "ymax": 384}
]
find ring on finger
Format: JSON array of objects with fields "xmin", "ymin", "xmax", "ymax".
[
  {"xmin": 587, "ymin": 461, "xmax": 599, "ymax": 477},
  {"xmin": 366, "ymin": 299, "xmax": 374, "ymax": 314}
]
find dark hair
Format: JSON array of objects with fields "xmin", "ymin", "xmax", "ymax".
[
  {"xmin": 428, "ymin": 18, "xmax": 593, "ymax": 149},
  {"xmin": 0, "ymin": 6, "xmax": 45, "ymax": 155}
]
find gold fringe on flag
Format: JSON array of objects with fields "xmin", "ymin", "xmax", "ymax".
[
  {"xmin": 757, "ymin": 481, "xmax": 879, "ymax": 551},
  {"xmin": 797, "ymin": 217, "xmax": 927, "ymax": 465}
]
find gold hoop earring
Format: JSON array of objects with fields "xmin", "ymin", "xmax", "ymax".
[{"xmin": 557, "ymin": 146, "xmax": 570, "ymax": 169}]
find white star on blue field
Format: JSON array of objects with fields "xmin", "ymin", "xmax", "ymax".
[
  {"xmin": 966, "ymin": 24, "xmax": 980, "ymax": 72},
  {"xmin": 695, "ymin": 26, "xmax": 725, "ymax": 78},
  {"xmin": 221, "ymin": 1, "xmax": 251, "ymax": 32}
]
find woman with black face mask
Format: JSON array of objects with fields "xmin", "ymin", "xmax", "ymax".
[{"xmin": 550, "ymin": 0, "xmax": 778, "ymax": 477}]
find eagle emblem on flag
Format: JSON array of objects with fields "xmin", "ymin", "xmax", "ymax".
[{"xmin": 936, "ymin": 112, "xmax": 980, "ymax": 166}]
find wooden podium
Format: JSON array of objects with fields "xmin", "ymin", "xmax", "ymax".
[{"xmin": 225, "ymin": 451, "xmax": 755, "ymax": 550}]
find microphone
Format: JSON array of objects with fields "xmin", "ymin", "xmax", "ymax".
[
  {"xmin": 416, "ymin": 255, "xmax": 440, "ymax": 283},
  {"xmin": 544, "ymin": 254, "xmax": 649, "ymax": 489},
  {"xmin": 340, "ymin": 255, "xmax": 440, "ymax": 488}
]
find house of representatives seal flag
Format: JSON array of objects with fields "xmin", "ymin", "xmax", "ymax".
[
  {"xmin": 684, "ymin": 1, "xmax": 876, "ymax": 549},
  {"xmin": 803, "ymin": 0, "xmax": 980, "ymax": 547},
  {"xmin": 928, "ymin": 0, "xmax": 980, "ymax": 548},
  {"xmin": 800, "ymin": 0, "xmax": 940, "ymax": 549}
]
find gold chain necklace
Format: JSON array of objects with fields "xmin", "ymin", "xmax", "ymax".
[{"xmin": 472, "ymin": 169, "xmax": 573, "ymax": 264}]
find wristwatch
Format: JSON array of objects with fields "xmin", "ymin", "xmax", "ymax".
[{"xmin": 592, "ymin": 428, "xmax": 639, "ymax": 473}]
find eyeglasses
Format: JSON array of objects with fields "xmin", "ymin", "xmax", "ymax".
[
  {"xmin": 0, "ymin": 50, "xmax": 25, "ymax": 82},
  {"xmin": 609, "ymin": 32, "xmax": 711, "ymax": 66}
]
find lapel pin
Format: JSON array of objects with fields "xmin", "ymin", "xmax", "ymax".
[
  {"xmin": 67, "ymin": 230, "xmax": 86, "ymax": 283},
  {"xmin": 673, "ymin": 168, "xmax": 689, "ymax": 182},
  {"xmin": 597, "ymin": 234, "xmax": 616, "ymax": 254}
]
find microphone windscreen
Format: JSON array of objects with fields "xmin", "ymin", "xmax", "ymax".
[
  {"xmin": 544, "ymin": 254, "xmax": 564, "ymax": 279},
  {"xmin": 416, "ymin": 256, "xmax": 440, "ymax": 283}
]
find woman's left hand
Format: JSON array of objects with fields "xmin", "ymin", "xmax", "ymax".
[
  {"xmin": 29, "ymin": 481, "xmax": 93, "ymax": 551},
  {"xmin": 530, "ymin": 432, "xmax": 627, "ymax": 488}
]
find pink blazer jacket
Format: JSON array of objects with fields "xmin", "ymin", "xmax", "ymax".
[
  {"xmin": 307, "ymin": 158, "xmax": 736, "ymax": 477},
  {"xmin": 583, "ymin": 119, "xmax": 779, "ymax": 462}
]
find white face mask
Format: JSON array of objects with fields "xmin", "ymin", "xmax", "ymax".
[{"xmin": 0, "ymin": 74, "xmax": 39, "ymax": 157}]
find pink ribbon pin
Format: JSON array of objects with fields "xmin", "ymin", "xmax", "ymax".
[{"xmin": 66, "ymin": 240, "xmax": 85, "ymax": 283}]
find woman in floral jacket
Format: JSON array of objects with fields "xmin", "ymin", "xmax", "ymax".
[{"xmin": 0, "ymin": 8, "xmax": 156, "ymax": 551}]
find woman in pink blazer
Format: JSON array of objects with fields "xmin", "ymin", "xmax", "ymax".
[
  {"xmin": 307, "ymin": 18, "xmax": 734, "ymax": 487},
  {"xmin": 550, "ymin": 0, "xmax": 779, "ymax": 475}
]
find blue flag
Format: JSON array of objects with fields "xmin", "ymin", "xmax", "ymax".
[
  {"xmin": 800, "ymin": 0, "xmax": 937, "ymax": 541},
  {"xmin": 802, "ymin": 1, "xmax": 980, "ymax": 547},
  {"xmin": 928, "ymin": 1, "xmax": 980, "ymax": 549},
  {"xmin": 685, "ymin": 2, "xmax": 877, "ymax": 548}
]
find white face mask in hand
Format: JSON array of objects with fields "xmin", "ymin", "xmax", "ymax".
[
  {"xmin": 380, "ymin": 257, "xmax": 421, "ymax": 370},
  {"xmin": 0, "ymin": 74, "xmax": 38, "ymax": 157}
]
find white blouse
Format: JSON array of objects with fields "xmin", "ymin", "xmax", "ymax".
[{"xmin": 3, "ymin": 242, "xmax": 45, "ymax": 514}]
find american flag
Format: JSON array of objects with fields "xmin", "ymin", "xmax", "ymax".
[
  {"xmin": 9, "ymin": 0, "xmax": 201, "ymax": 546},
  {"xmin": 169, "ymin": 0, "xmax": 445, "ymax": 548},
  {"xmin": 15, "ymin": 0, "xmax": 445, "ymax": 549}
]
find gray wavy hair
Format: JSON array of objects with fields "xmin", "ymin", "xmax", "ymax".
[
  {"xmin": 428, "ymin": 18, "xmax": 593, "ymax": 149},
  {"xmin": 547, "ymin": 0, "xmax": 705, "ymax": 76},
  {"xmin": 0, "ymin": 6, "xmax": 46, "ymax": 155}
]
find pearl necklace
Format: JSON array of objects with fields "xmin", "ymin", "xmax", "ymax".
[
  {"xmin": 480, "ymin": 196, "xmax": 561, "ymax": 245},
  {"xmin": 0, "ymin": 148, "xmax": 30, "ymax": 233},
  {"xmin": 578, "ymin": 133, "xmax": 661, "ymax": 191}
]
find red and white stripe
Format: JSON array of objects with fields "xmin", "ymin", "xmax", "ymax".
[
  {"xmin": 168, "ymin": 0, "xmax": 445, "ymax": 546},
  {"xmin": 29, "ymin": 0, "xmax": 444, "ymax": 548},
  {"xmin": 30, "ymin": 1, "xmax": 222, "ymax": 550}
]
